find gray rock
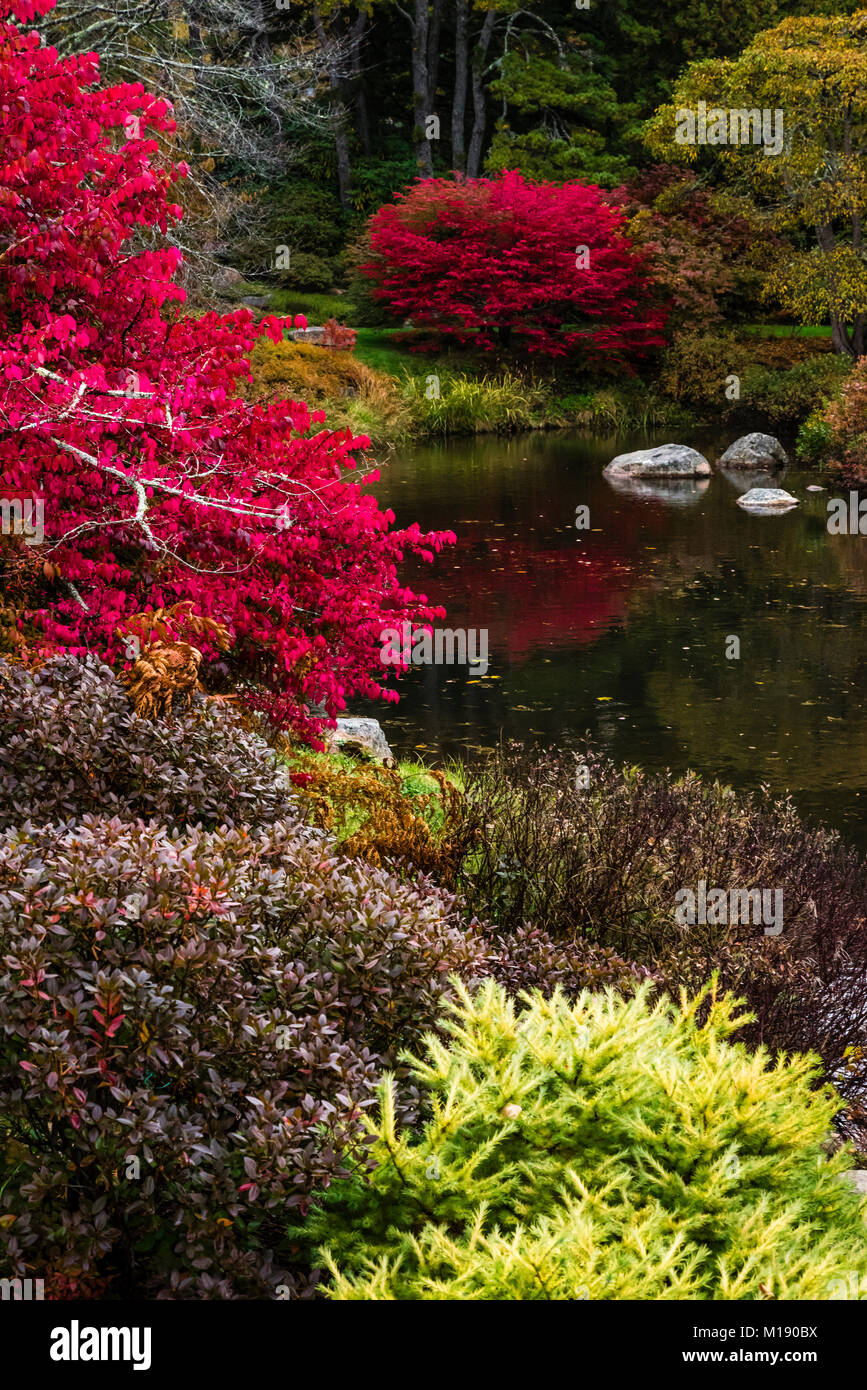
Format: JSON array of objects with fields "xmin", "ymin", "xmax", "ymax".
[
  {"xmin": 736, "ymin": 487, "xmax": 799, "ymax": 511},
  {"xmin": 847, "ymin": 1170, "xmax": 867, "ymax": 1196},
  {"xmin": 329, "ymin": 716, "xmax": 394, "ymax": 763},
  {"xmin": 288, "ymin": 326, "xmax": 326, "ymax": 345},
  {"xmin": 719, "ymin": 433, "xmax": 788, "ymax": 469},
  {"xmin": 241, "ymin": 294, "xmax": 272, "ymax": 310},
  {"xmin": 604, "ymin": 444, "xmax": 710, "ymax": 479},
  {"xmin": 212, "ymin": 265, "xmax": 245, "ymax": 292}
]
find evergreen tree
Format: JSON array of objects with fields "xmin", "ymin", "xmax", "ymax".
[{"xmin": 304, "ymin": 979, "xmax": 867, "ymax": 1299}]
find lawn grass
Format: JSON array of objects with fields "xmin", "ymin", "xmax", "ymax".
[
  {"xmin": 268, "ymin": 289, "xmax": 350, "ymax": 323},
  {"xmin": 353, "ymin": 327, "xmax": 427, "ymax": 375},
  {"xmin": 743, "ymin": 323, "xmax": 833, "ymax": 338}
]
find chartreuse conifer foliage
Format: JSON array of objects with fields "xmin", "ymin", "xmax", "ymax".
[{"xmin": 305, "ymin": 980, "xmax": 867, "ymax": 1300}]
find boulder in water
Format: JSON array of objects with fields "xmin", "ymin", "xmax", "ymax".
[
  {"xmin": 736, "ymin": 487, "xmax": 799, "ymax": 512},
  {"xmin": 604, "ymin": 444, "xmax": 710, "ymax": 479},
  {"xmin": 719, "ymin": 433, "xmax": 788, "ymax": 469}
]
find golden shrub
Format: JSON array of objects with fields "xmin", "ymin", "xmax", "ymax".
[{"xmin": 288, "ymin": 757, "xmax": 471, "ymax": 883}]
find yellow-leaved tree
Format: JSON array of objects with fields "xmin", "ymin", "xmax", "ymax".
[{"xmin": 644, "ymin": 10, "xmax": 867, "ymax": 358}]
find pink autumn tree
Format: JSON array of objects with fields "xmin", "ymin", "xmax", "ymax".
[
  {"xmin": 361, "ymin": 171, "xmax": 668, "ymax": 358},
  {"xmin": 0, "ymin": 0, "xmax": 451, "ymax": 739}
]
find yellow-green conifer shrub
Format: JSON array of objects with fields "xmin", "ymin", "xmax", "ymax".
[{"xmin": 305, "ymin": 980, "xmax": 867, "ymax": 1300}]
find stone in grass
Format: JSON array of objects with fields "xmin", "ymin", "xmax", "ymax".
[
  {"xmin": 212, "ymin": 265, "xmax": 245, "ymax": 293},
  {"xmin": 719, "ymin": 433, "xmax": 788, "ymax": 469},
  {"xmin": 328, "ymin": 716, "xmax": 394, "ymax": 764},
  {"xmin": 604, "ymin": 444, "xmax": 710, "ymax": 479},
  {"xmin": 288, "ymin": 326, "xmax": 326, "ymax": 345},
  {"xmin": 736, "ymin": 488, "xmax": 799, "ymax": 511}
]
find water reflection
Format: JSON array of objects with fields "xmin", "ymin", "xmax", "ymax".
[
  {"xmin": 603, "ymin": 474, "xmax": 710, "ymax": 506},
  {"xmin": 356, "ymin": 428, "xmax": 867, "ymax": 847}
]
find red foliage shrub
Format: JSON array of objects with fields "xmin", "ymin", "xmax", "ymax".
[
  {"xmin": 321, "ymin": 318, "xmax": 358, "ymax": 350},
  {"xmin": 610, "ymin": 165, "xmax": 775, "ymax": 327},
  {"xmin": 0, "ymin": 0, "xmax": 451, "ymax": 741},
  {"xmin": 361, "ymin": 170, "xmax": 667, "ymax": 359}
]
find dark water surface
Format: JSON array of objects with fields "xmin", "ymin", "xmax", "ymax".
[{"xmin": 357, "ymin": 427, "xmax": 867, "ymax": 848}]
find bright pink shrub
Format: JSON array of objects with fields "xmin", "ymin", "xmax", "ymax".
[
  {"xmin": 0, "ymin": 0, "xmax": 452, "ymax": 739},
  {"xmin": 362, "ymin": 170, "xmax": 667, "ymax": 359}
]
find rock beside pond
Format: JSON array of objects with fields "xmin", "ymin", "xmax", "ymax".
[
  {"xmin": 736, "ymin": 487, "xmax": 799, "ymax": 512},
  {"xmin": 604, "ymin": 444, "xmax": 710, "ymax": 479},
  {"xmin": 719, "ymin": 433, "xmax": 788, "ymax": 469},
  {"xmin": 288, "ymin": 326, "xmax": 326, "ymax": 345},
  {"xmin": 328, "ymin": 716, "xmax": 394, "ymax": 763}
]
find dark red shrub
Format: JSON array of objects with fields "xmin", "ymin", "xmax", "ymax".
[
  {"xmin": 0, "ymin": 655, "xmax": 299, "ymax": 832},
  {"xmin": 361, "ymin": 171, "xmax": 666, "ymax": 360},
  {"xmin": 454, "ymin": 744, "xmax": 867, "ymax": 1127}
]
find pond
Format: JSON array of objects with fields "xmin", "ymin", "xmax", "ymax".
[{"xmin": 357, "ymin": 427, "xmax": 867, "ymax": 849}]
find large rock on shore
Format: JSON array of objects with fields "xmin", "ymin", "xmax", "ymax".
[
  {"xmin": 328, "ymin": 716, "xmax": 394, "ymax": 763},
  {"xmin": 719, "ymin": 433, "xmax": 788, "ymax": 469},
  {"xmin": 288, "ymin": 326, "xmax": 326, "ymax": 345},
  {"xmin": 604, "ymin": 444, "xmax": 710, "ymax": 479},
  {"xmin": 736, "ymin": 487, "xmax": 799, "ymax": 512}
]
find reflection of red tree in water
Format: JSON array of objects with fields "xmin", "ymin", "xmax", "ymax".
[{"xmin": 399, "ymin": 511, "xmax": 664, "ymax": 666}]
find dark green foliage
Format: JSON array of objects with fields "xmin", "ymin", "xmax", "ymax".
[
  {"xmin": 740, "ymin": 355, "xmax": 852, "ymax": 426},
  {"xmin": 304, "ymin": 980, "xmax": 867, "ymax": 1299},
  {"xmin": 485, "ymin": 47, "xmax": 635, "ymax": 186}
]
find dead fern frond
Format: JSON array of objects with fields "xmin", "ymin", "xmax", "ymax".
[
  {"xmin": 121, "ymin": 641, "xmax": 204, "ymax": 719},
  {"xmin": 116, "ymin": 601, "xmax": 232, "ymax": 655}
]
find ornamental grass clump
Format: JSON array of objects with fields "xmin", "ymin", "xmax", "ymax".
[{"xmin": 306, "ymin": 979, "xmax": 867, "ymax": 1300}]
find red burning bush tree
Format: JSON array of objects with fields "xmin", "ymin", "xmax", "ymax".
[
  {"xmin": 361, "ymin": 170, "xmax": 667, "ymax": 359},
  {"xmin": 0, "ymin": 0, "xmax": 451, "ymax": 740}
]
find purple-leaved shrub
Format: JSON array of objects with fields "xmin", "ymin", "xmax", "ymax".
[
  {"xmin": 0, "ymin": 811, "xmax": 484, "ymax": 1298},
  {"xmin": 0, "ymin": 655, "xmax": 299, "ymax": 831}
]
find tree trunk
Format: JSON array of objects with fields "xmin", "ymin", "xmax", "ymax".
[
  {"xmin": 451, "ymin": 0, "xmax": 468, "ymax": 173},
  {"xmin": 466, "ymin": 9, "xmax": 495, "ymax": 178},
  {"xmin": 350, "ymin": 9, "xmax": 371, "ymax": 157},
  {"xmin": 427, "ymin": 0, "xmax": 444, "ymax": 109},
  {"xmin": 411, "ymin": 0, "xmax": 433, "ymax": 176},
  {"xmin": 818, "ymin": 223, "xmax": 856, "ymax": 358},
  {"xmin": 314, "ymin": 6, "xmax": 351, "ymax": 209}
]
